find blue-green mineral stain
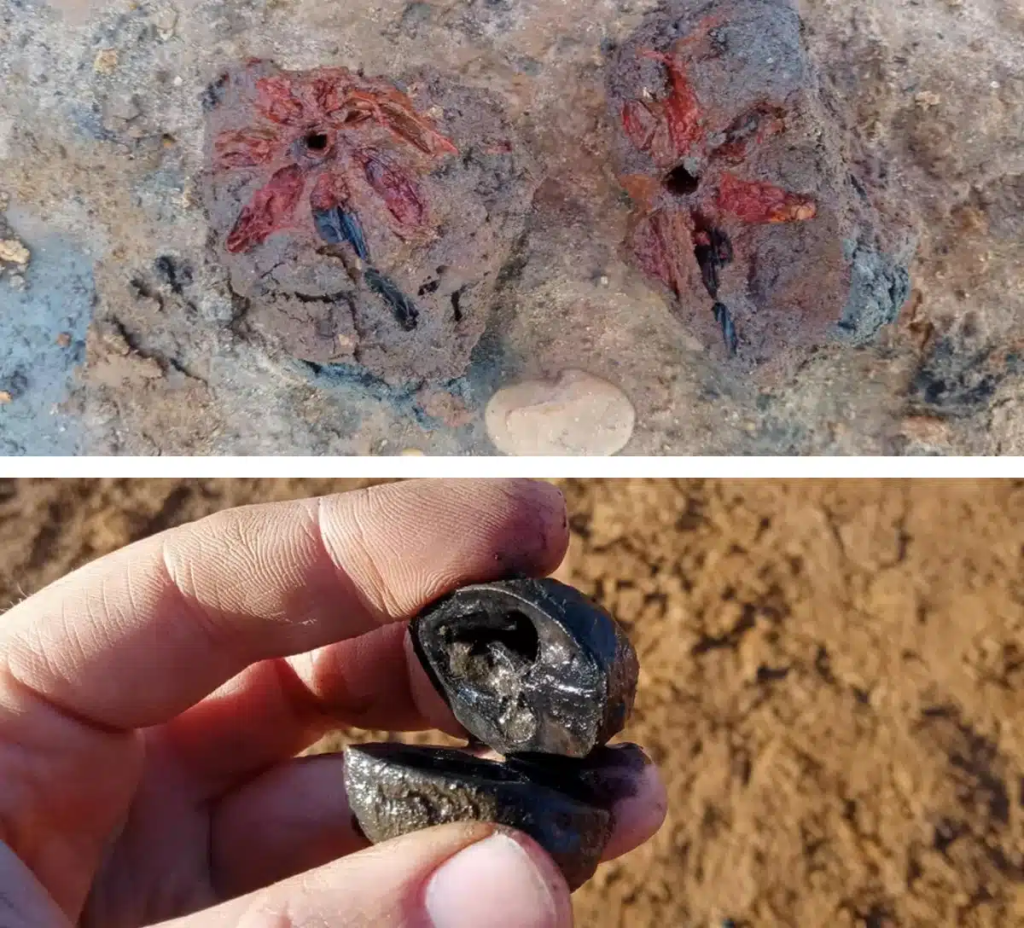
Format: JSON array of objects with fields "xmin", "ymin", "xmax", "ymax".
[{"xmin": 0, "ymin": 215, "xmax": 94, "ymax": 455}]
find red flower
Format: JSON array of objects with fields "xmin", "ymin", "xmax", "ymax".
[
  {"xmin": 214, "ymin": 63, "xmax": 457, "ymax": 255},
  {"xmin": 617, "ymin": 21, "xmax": 816, "ymax": 298}
]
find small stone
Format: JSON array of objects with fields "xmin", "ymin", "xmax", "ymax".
[
  {"xmin": 399, "ymin": 448, "xmax": 424, "ymax": 455},
  {"xmin": 103, "ymin": 95, "xmax": 141, "ymax": 122},
  {"xmin": 154, "ymin": 8, "xmax": 178, "ymax": 38},
  {"xmin": 0, "ymin": 118, "xmax": 12, "ymax": 162},
  {"xmin": 914, "ymin": 90, "xmax": 942, "ymax": 109},
  {"xmin": 93, "ymin": 49, "xmax": 119, "ymax": 74},
  {"xmin": 8, "ymin": 274, "xmax": 25, "ymax": 291},
  {"xmin": 485, "ymin": 369, "xmax": 635, "ymax": 456},
  {"xmin": 0, "ymin": 238, "xmax": 29, "ymax": 265},
  {"xmin": 137, "ymin": 357, "xmax": 164, "ymax": 379},
  {"xmin": 899, "ymin": 415, "xmax": 951, "ymax": 446},
  {"xmin": 416, "ymin": 387, "xmax": 473, "ymax": 428},
  {"xmin": 0, "ymin": 391, "xmax": 11, "ymax": 404},
  {"xmin": 56, "ymin": 332, "xmax": 72, "ymax": 347}
]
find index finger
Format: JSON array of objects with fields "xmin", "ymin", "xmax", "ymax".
[{"xmin": 0, "ymin": 479, "xmax": 568, "ymax": 732}]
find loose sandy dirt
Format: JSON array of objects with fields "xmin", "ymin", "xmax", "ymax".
[
  {"xmin": 1, "ymin": 0, "xmax": 1022, "ymax": 454},
  {"xmin": 1, "ymin": 478, "xmax": 1022, "ymax": 926}
]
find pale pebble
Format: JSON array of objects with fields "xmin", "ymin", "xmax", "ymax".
[
  {"xmin": 485, "ymin": 369, "xmax": 635, "ymax": 456},
  {"xmin": 0, "ymin": 238, "xmax": 29, "ymax": 265}
]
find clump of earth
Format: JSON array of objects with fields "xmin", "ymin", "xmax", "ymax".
[
  {"xmin": 605, "ymin": 0, "xmax": 912, "ymax": 366},
  {"xmin": 203, "ymin": 59, "xmax": 536, "ymax": 386}
]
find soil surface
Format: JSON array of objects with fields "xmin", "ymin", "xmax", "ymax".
[
  {"xmin": 0, "ymin": 0, "xmax": 1022, "ymax": 454},
  {"xmin": 1, "ymin": 478, "xmax": 1022, "ymax": 925}
]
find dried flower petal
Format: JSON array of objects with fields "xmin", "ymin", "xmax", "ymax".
[
  {"xmin": 365, "ymin": 266, "xmax": 419, "ymax": 329},
  {"xmin": 617, "ymin": 173, "xmax": 662, "ymax": 210},
  {"xmin": 361, "ymin": 151, "xmax": 427, "ymax": 227},
  {"xmin": 313, "ymin": 206, "xmax": 369, "ymax": 259},
  {"xmin": 621, "ymin": 100, "xmax": 658, "ymax": 153},
  {"xmin": 641, "ymin": 50, "xmax": 705, "ymax": 160},
  {"xmin": 716, "ymin": 173, "xmax": 817, "ymax": 224},
  {"xmin": 332, "ymin": 96, "xmax": 379, "ymax": 128},
  {"xmin": 308, "ymin": 171, "xmax": 350, "ymax": 211},
  {"xmin": 379, "ymin": 100, "xmax": 458, "ymax": 155},
  {"xmin": 226, "ymin": 164, "xmax": 305, "ymax": 253},
  {"xmin": 311, "ymin": 71, "xmax": 355, "ymax": 116},
  {"xmin": 630, "ymin": 210, "xmax": 691, "ymax": 297},
  {"xmin": 255, "ymin": 76, "xmax": 309, "ymax": 126},
  {"xmin": 215, "ymin": 128, "xmax": 280, "ymax": 168},
  {"xmin": 713, "ymin": 301, "xmax": 738, "ymax": 355},
  {"xmin": 308, "ymin": 171, "xmax": 367, "ymax": 257}
]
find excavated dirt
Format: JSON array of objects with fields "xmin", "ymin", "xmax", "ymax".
[
  {"xmin": 1, "ymin": 478, "xmax": 1022, "ymax": 926},
  {"xmin": 0, "ymin": 0, "xmax": 1022, "ymax": 454},
  {"xmin": 605, "ymin": 0, "xmax": 912, "ymax": 366},
  {"xmin": 202, "ymin": 59, "xmax": 534, "ymax": 384}
]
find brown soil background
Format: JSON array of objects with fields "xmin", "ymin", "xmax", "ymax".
[{"xmin": 1, "ymin": 478, "xmax": 1023, "ymax": 926}]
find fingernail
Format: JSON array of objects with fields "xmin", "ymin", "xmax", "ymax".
[{"xmin": 426, "ymin": 832, "xmax": 561, "ymax": 928}]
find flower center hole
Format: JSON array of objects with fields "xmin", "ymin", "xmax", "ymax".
[
  {"xmin": 664, "ymin": 164, "xmax": 700, "ymax": 196},
  {"xmin": 305, "ymin": 132, "xmax": 329, "ymax": 152}
]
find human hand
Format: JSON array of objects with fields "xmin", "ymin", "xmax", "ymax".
[{"xmin": 0, "ymin": 480, "xmax": 667, "ymax": 928}]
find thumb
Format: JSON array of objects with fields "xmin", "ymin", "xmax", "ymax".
[{"xmin": 164, "ymin": 823, "xmax": 574, "ymax": 928}]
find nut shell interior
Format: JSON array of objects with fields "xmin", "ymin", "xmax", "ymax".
[{"xmin": 410, "ymin": 577, "xmax": 638, "ymax": 757}]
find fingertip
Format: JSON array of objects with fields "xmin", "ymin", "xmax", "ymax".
[
  {"xmin": 494, "ymin": 827, "xmax": 573, "ymax": 914},
  {"xmin": 327, "ymin": 480, "xmax": 569, "ymax": 621},
  {"xmin": 601, "ymin": 753, "xmax": 669, "ymax": 861},
  {"xmin": 429, "ymin": 478, "xmax": 566, "ymax": 578},
  {"xmin": 425, "ymin": 827, "xmax": 573, "ymax": 928},
  {"xmin": 492, "ymin": 479, "xmax": 569, "ymax": 578},
  {"xmin": 506, "ymin": 478, "xmax": 566, "ymax": 528}
]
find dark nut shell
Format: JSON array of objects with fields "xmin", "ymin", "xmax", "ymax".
[
  {"xmin": 410, "ymin": 577, "xmax": 638, "ymax": 758},
  {"xmin": 344, "ymin": 742, "xmax": 611, "ymax": 890},
  {"xmin": 505, "ymin": 742, "xmax": 652, "ymax": 815}
]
